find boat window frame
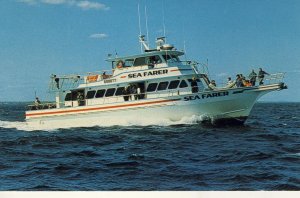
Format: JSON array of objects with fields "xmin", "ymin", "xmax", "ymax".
[
  {"xmin": 168, "ymin": 80, "xmax": 180, "ymax": 89},
  {"xmin": 179, "ymin": 80, "xmax": 188, "ymax": 88},
  {"xmin": 162, "ymin": 54, "xmax": 181, "ymax": 63},
  {"xmin": 86, "ymin": 90, "xmax": 96, "ymax": 99},
  {"xmin": 105, "ymin": 88, "xmax": 116, "ymax": 97},
  {"xmin": 146, "ymin": 82, "xmax": 158, "ymax": 92},
  {"xmin": 64, "ymin": 93, "xmax": 72, "ymax": 101},
  {"xmin": 133, "ymin": 55, "xmax": 163, "ymax": 67},
  {"xmin": 95, "ymin": 89, "xmax": 106, "ymax": 98},
  {"xmin": 115, "ymin": 87, "xmax": 125, "ymax": 96},
  {"xmin": 157, "ymin": 81, "xmax": 169, "ymax": 91}
]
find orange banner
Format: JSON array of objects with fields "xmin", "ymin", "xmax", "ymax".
[{"xmin": 87, "ymin": 75, "xmax": 98, "ymax": 82}]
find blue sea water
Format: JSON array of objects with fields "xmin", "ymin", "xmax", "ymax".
[{"xmin": 0, "ymin": 102, "xmax": 299, "ymax": 190}]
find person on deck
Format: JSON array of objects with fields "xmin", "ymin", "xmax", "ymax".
[
  {"xmin": 248, "ymin": 69, "xmax": 257, "ymax": 86},
  {"xmin": 235, "ymin": 74, "xmax": 244, "ymax": 87},
  {"xmin": 227, "ymin": 77, "xmax": 233, "ymax": 85},
  {"xmin": 116, "ymin": 60, "xmax": 124, "ymax": 69},
  {"xmin": 258, "ymin": 68, "xmax": 269, "ymax": 85},
  {"xmin": 131, "ymin": 85, "xmax": 138, "ymax": 100},
  {"xmin": 226, "ymin": 77, "xmax": 235, "ymax": 88},
  {"xmin": 77, "ymin": 92, "xmax": 84, "ymax": 106},
  {"xmin": 35, "ymin": 97, "xmax": 41, "ymax": 109},
  {"xmin": 123, "ymin": 86, "xmax": 129, "ymax": 101},
  {"xmin": 208, "ymin": 80, "xmax": 217, "ymax": 89},
  {"xmin": 191, "ymin": 77, "xmax": 198, "ymax": 93}
]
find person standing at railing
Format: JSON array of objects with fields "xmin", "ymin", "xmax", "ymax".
[
  {"xmin": 208, "ymin": 80, "xmax": 217, "ymax": 90},
  {"xmin": 248, "ymin": 69, "xmax": 257, "ymax": 86},
  {"xmin": 123, "ymin": 86, "xmax": 129, "ymax": 101},
  {"xmin": 77, "ymin": 92, "xmax": 84, "ymax": 106},
  {"xmin": 235, "ymin": 74, "xmax": 244, "ymax": 87},
  {"xmin": 258, "ymin": 68, "xmax": 269, "ymax": 85},
  {"xmin": 191, "ymin": 77, "xmax": 198, "ymax": 93},
  {"xmin": 131, "ymin": 84, "xmax": 138, "ymax": 100},
  {"xmin": 136, "ymin": 86, "xmax": 141, "ymax": 100},
  {"xmin": 34, "ymin": 97, "xmax": 41, "ymax": 109},
  {"xmin": 227, "ymin": 77, "xmax": 233, "ymax": 85}
]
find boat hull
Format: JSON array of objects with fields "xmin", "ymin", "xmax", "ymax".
[{"xmin": 25, "ymin": 83, "xmax": 285, "ymax": 128}]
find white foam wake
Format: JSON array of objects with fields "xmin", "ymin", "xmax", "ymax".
[
  {"xmin": 0, "ymin": 120, "xmax": 39, "ymax": 131},
  {"xmin": 0, "ymin": 115, "xmax": 208, "ymax": 131}
]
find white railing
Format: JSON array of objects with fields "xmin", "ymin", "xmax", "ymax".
[
  {"xmin": 27, "ymin": 87, "xmax": 194, "ymax": 111},
  {"xmin": 27, "ymin": 102, "xmax": 57, "ymax": 111},
  {"xmin": 48, "ymin": 70, "xmax": 114, "ymax": 92},
  {"xmin": 263, "ymin": 72, "xmax": 285, "ymax": 85},
  {"xmin": 211, "ymin": 72, "xmax": 285, "ymax": 88}
]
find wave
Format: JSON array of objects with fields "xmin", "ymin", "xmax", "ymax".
[
  {"xmin": 0, "ymin": 114, "xmax": 207, "ymax": 131},
  {"xmin": 0, "ymin": 120, "xmax": 40, "ymax": 131}
]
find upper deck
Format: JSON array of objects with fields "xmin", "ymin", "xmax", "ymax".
[{"xmin": 48, "ymin": 36, "xmax": 199, "ymax": 92}]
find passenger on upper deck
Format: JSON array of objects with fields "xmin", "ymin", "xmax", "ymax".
[
  {"xmin": 149, "ymin": 56, "xmax": 161, "ymax": 65},
  {"xmin": 116, "ymin": 60, "xmax": 124, "ymax": 69},
  {"xmin": 54, "ymin": 75, "xmax": 60, "ymax": 89}
]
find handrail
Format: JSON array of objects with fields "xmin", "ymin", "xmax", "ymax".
[
  {"xmin": 27, "ymin": 102, "xmax": 56, "ymax": 111},
  {"xmin": 27, "ymin": 87, "xmax": 193, "ymax": 111},
  {"xmin": 263, "ymin": 72, "xmax": 285, "ymax": 85},
  {"xmin": 211, "ymin": 72, "xmax": 285, "ymax": 88}
]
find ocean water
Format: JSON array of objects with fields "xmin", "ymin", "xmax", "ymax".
[{"xmin": 0, "ymin": 102, "xmax": 299, "ymax": 190}]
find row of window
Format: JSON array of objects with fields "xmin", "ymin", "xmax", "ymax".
[
  {"xmin": 113, "ymin": 54, "xmax": 181, "ymax": 68},
  {"xmin": 146, "ymin": 80, "xmax": 188, "ymax": 92},
  {"xmin": 65, "ymin": 79, "xmax": 197, "ymax": 101}
]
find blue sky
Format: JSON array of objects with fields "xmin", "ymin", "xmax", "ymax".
[{"xmin": 0, "ymin": 0, "xmax": 299, "ymax": 102}]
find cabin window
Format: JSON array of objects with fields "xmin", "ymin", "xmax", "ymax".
[
  {"xmin": 147, "ymin": 83, "xmax": 158, "ymax": 92},
  {"xmin": 124, "ymin": 59, "xmax": 134, "ymax": 67},
  {"xmin": 133, "ymin": 56, "xmax": 162, "ymax": 66},
  {"xmin": 134, "ymin": 57, "xmax": 147, "ymax": 66},
  {"xmin": 105, "ymin": 88, "xmax": 116, "ymax": 97},
  {"xmin": 157, "ymin": 81, "xmax": 169, "ymax": 91},
  {"xmin": 149, "ymin": 56, "xmax": 162, "ymax": 64},
  {"xmin": 168, "ymin": 80, "xmax": 180, "ymax": 89},
  {"xmin": 86, "ymin": 90, "xmax": 96, "ymax": 99},
  {"xmin": 65, "ymin": 93, "xmax": 72, "ymax": 101},
  {"xmin": 95, "ymin": 89, "xmax": 106, "ymax": 98},
  {"xmin": 115, "ymin": 87, "xmax": 125, "ymax": 96},
  {"xmin": 162, "ymin": 55, "xmax": 180, "ymax": 63},
  {"xmin": 179, "ymin": 80, "xmax": 188, "ymax": 88}
]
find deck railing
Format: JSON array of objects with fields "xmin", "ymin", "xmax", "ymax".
[
  {"xmin": 263, "ymin": 72, "xmax": 285, "ymax": 85},
  {"xmin": 213, "ymin": 72, "xmax": 285, "ymax": 88}
]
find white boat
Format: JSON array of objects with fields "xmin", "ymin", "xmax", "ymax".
[{"xmin": 25, "ymin": 36, "xmax": 287, "ymax": 127}]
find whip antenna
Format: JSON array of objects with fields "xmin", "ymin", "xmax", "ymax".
[
  {"xmin": 145, "ymin": 4, "xmax": 150, "ymax": 48},
  {"xmin": 162, "ymin": 0, "xmax": 166, "ymax": 41},
  {"xmin": 138, "ymin": 3, "xmax": 142, "ymax": 52}
]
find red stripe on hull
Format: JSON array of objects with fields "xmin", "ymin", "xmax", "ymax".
[{"xmin": 26, "ymin": 98, "xmax": 179, "ymax": 118}]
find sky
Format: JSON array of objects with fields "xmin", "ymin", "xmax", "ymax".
[{"xmin": 0, "ymin": 0, "xmax": 299, "ymax": 102}]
